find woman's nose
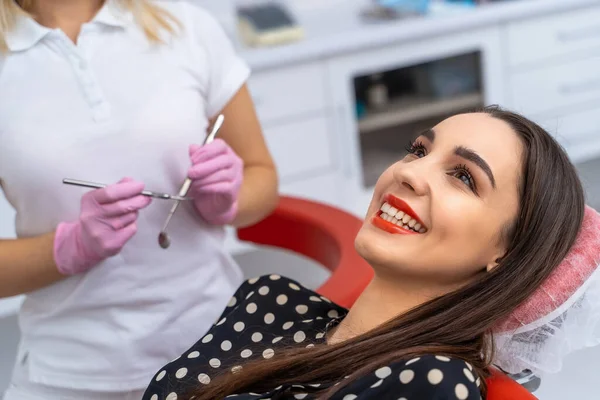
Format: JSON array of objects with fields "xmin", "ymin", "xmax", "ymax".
[{"xmin": 392, "ymin": 162, "xmax": 430, "ymax": 196}]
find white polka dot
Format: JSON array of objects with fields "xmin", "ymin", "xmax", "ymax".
[
  {"xmin": 375, "ymin": 366, "xmax": 392, "ymax": 379},
  {"xmin": 276, "ymin": 294, "xmax": 288, "ymax": 305},
  {"xmin": 209, "ymin": 358, "xmax": 221, "ymax": 368},
  {"xmin": 176, "ymin": 368, "xmax": 188, "ymax": 379},
  {"xmin": 245, "ymin": 291, "xmax": 255, "ymax": 299},
  {"xmin": 246, "ymin": 303, "xmax": 257, "ymax": 314},
  {"xmin": 166, "ymin": 393, "xmax": 177, "ymax": 400},
  {"xmin": 283, "ymin": 321, "xmax": 294, "ymax": 330},
  {"xmin": 463, "ymin": 368, "xmax": 475, "ymax": 382},
  {"xmin": 315, "ymin": 332, "xmax": 325, "ymax": 339},
  {"xmin": 371, "ymin": 379, "xmax": 383, "ymax": 388},
  {"xmin": 320, "ymin": 296, "xmax": 332, "ymax": 303},
  {"xmin": 405, "ymin": 357, "xmax": 420, "ymax": 365},
  {"xmin": 264, "ymin": 313, "xmax": 275, "ymax": 324},
  {"xmin": 306, "ymin": 343, "xmax": 315, "ymax": 348},
  {"xmin": 398, "ymin": 398, "xmax": 407, "ymax": 400},
  {"xmin": 269, "ymin": 274, "xmax": 281, "ymax": 280},
  {"xmin": 156, "ymin": 370, "xmax": 166, "ymax": 381},
  {"xmin": 252, "ymin": 332, "xmax": 263, "ymax": 342},
  {"xmin": 309, "ymin": 383, "xmax": 321, "ymax": 387},
  {"xmin": 455, "ymin": 383, "xmax": 469, "ymax": 399},
  {"xmin": 227, "ymin": 296, "xmax": 237, "ymax": 307},
  {"xmin": 202, "ymin": 334, "xmax": 213, "ymax": 343},
  {"xmin": 241, "ymin": 349, "xmax": 253, "ymax": 358},
  {"xmin": 328, "ymin": 309, "xmax": 340, "ymax": 318},
  {"xmin": 476, "ymin": 377, "xmax": 481, "ymax": 387},
  {"xmin": 428, "ymin": 369, "xmax": 444, "ymax": 384},
  {"xmin": 295, "ymin": 305, "xmax": 309, "ymax": 315},
  {"xmin": 234, "ymin": 322, "xmax": 245, "ymax": 332},
  {"xmin": 221, "ymin": 340, "xmax": 232, "ymax": 351},
  {"xmin": 289, "ymin": 282, "xmax": 301, "ymax": 290},
  {"xmin": 216, "ymin": 317, "xmax": 226, "ymax": 326},
  {"xmin": 150, "ymin": 395, "xmax": 158, "ymax": 400},
  {"xmin": 309, "ymin": 296, "xmax": 322, "ymax": 302},
  {"xmin": 294, "ymin": 331, "xmax": 306, "ymax": 343},
  {"xmin": 399, "ymin": 369, "xmax": 415, "ymax": 384},
  {"xmin": 258, "ymin": 286, "xmax": 270, "ymax": 295},
  {"xmin": 272, "ymin": 336, "xmax": 283, "ymax": 344},
  {"xmin": 302, "ymin": 319, "xmax": 314, "ymax": 323},
  {"xmin": 343, "ymin": 395, "xmax": 357, "ymax": 400},
  {"xmin": 294, "ymin": 394, "xmax": 307, "ymax": 399},
  {"xmin": 187, "ymin": 351, "xmax": 200, "ymax": 359},
  {"xmin": 466, "ymin": 362, "xmax": 473, "ymax": 371},
  {"xmin": 248, "ymin": 277, "xmax": 259, "ymax": 284},
  {"xmin": 198, "ymin": 373, "xmax": 211, "ymax": 384},
  {"xmin": 263, "ymin": 348, "xmax": 275, "ymax": 359},
  {"xmin": 231, "ymin": 365, "xmax": 243, "ymax": 374},
  {"xmin": 435, "ymin": 355, "xmax": 451, "ymax": 362}
]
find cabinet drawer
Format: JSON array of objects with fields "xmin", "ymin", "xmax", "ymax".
[
  {"xmin": 280, "ymin": 173, "xmax": 340, "ymax": 207},
  {"xmin": 535, "ymin": 107, "xmax": 600, "ymax": 163},
  {"xmin": 509, "ymin": 55, "xmax": 600, "ymax": 116},
  {"xmin": 265, "ymin": 116, "xmax": 334, "ymax": 182},
  {"xmin": 248, "ymin": 62, "xmax": 327, "ymax": 124},
  {"xmin": 506, "ymin": 5, "xmax": 600, "ymax": 67}
]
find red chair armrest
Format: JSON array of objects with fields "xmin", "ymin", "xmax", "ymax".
[{"xmin": 236, "ymin": 196, "xmax": 373, "ymax": 308}]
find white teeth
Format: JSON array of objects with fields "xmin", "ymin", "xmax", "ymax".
[{"xmin": 378, "ymin": 202, "xmax": 427, "ymax": 233}]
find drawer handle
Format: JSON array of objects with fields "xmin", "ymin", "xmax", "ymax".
[
  {"xmin": 557, "ymin": 26, "xmax": 600, "ymax": 42},
  {"xmin": 559, "ymin": 79, "xmax": 600, "ymax": 95}
]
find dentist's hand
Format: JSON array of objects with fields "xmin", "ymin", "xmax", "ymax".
[
  {"xmin": 53, "ymin": 177, "xmax": 151, "ymax": 275},
  {"xmin": 188, "ymin": 139, "xmax": 243, "ymax": 225}
]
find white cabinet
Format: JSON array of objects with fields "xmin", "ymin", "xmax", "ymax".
[
  {"xmin": 504, "ymin": 3, "xmax": 600, "ymax": 164},
  {"xmin": 248, "ymin": 62, "xmax": 328, "ymax": 125},
  {"xmin": 325, "ymin": 25, "xmax": 506, "ymax": 204},
  {"xmin": 509, "ymin": 54, "xmax": 600, "ymax": 116},
  {"xmin": 506, "ymin": 5, "xmax": 600, "ymax": 67}
]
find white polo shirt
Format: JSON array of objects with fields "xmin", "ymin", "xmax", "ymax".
[{"xmin": 0, "ymin": 0, "xmax": 250, "ymax": 391}]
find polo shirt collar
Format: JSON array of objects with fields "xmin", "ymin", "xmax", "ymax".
[{"xmin": 5, "ymin": 0, "xmax": 132, "ymax": 52}]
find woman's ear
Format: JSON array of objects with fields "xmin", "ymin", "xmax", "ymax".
[{"xmin": 486, "ymin": 255, "xmax": 504, "ymax": 272}]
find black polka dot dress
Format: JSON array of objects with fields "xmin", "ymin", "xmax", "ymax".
[{"xmin": 143, "ymin": 275, "xmax": 482, "ymax": 400}]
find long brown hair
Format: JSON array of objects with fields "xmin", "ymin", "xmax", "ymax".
[{"xmin": 188, "ymin": 106, "xmax": 586, "ymax": 400}]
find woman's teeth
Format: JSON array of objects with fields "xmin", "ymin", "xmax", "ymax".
[{"xmin": 379, "ymin": 202, "xmax": 427, "ymax": 233}]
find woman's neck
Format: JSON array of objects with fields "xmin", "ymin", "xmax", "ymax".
[
  {"xmin": 28, "ymin": 0, "xmax": 105, "ymax": 43},
  {"xmin": 326, "ymin": 271, "xmax": 449, "ymax": 345}
]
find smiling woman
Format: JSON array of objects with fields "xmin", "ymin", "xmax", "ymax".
[{"xmin": 142, "ymin": 106, "xmax": 600, "ymax": 400}]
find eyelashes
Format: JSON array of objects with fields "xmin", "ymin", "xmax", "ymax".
[
  {"xmin": 404, "ymin": 140, "xmax": 478, "ymax": 194},
  {"xmin": 405, "ymin": 140, "xmax": 426, "ymax": 157}
]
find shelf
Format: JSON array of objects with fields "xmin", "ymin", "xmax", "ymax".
[{"xmin": 358, "ymin": 93, "xmax": 483, "ymax": 133}]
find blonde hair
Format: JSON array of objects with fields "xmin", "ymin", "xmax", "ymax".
[{"xmin": 0, "ymin": 0, "xmax": 180, "ymax": 51}]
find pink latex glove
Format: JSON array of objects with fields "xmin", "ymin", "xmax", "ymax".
[
  {"xmin": 188, "ymin": 138, "xmax": 243, "ymax": 225},
  {"xmin": 53, "ymin": 178, "xmax": 152, "ymax": 275}
]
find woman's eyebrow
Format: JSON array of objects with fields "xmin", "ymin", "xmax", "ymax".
[{"xmin": 455, "ymin": 146, "xmax": 497, "ymax": 189}]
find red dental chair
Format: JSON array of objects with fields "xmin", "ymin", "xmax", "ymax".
[{"xmin": 237, "ymin": 195, "xmax": 538, "ymax": 400}]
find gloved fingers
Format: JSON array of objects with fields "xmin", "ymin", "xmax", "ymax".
[
  {"xmin": 101, "ymin": 195, "xmax": 152, "ymax": 217},
  {"xmin": 188, "ymin": 154, "xmax": 237, "ymax": 180},
  {"xmin": 190, "ymin": 181, "xmax": 237, "ymax": 196},
  {"xmin": 189, "ymin": 139, "xmax": 229, "ymax": 165},
  {"xmin": 91, "ymin": 178, "xmax": 146, "ymax": 205},
  {"xmin": 189, "ymin": 167, "xmax": 236, "ymax": 188},
  {"xmin": 100, "ymin": 223, "xmax": 138, "ymax": 256},
  {"xmin": 106, "ymin": 211, "xmax": 139, "ymax": 230}
]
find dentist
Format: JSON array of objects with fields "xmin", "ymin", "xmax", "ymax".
[{"xmin": 0, "ymin": 0, "xmax": 278, "ymax": 399}]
